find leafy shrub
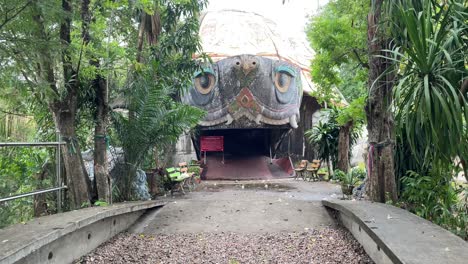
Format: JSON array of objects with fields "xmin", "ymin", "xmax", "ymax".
[
  {"xmin": 188, "ymin": 166, "xmax": 201, "ymax": 176},
  {"xmin": 350, "ymin": 167, "xmax": 366, "ymax": 181},
  {"xmin": 342, "ymin": 171, "xmax": 360, "ymax": 186},
  {"xmin": 0, "ymin": 147, "xmax": 51, "ymax": 228},
  {"xmin": 401, "ymin": 170, "xmax": 467, "ymax": 240},
  {"xmin": 333, "ymin": 169, "xmax": 346, "ymax": 182}
]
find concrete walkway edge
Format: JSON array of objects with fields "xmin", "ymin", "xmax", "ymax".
[
  {"xmin": 322, "ymin": 199, "xmax": 468, "ymax": 264},
  {"xmin": 0, "ymin": 200, "xmax": 165, "ymax": 264}
]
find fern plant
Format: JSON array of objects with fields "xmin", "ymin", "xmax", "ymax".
[{"xmin": 112, "ymin": 63, "xmax": 204, "ymax": 201}]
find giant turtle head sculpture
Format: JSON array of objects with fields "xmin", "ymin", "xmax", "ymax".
[{"xmin": 183, "ymin": 54, "xmax": 302, "ymax": 128}]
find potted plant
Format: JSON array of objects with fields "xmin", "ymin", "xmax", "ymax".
[
  {"xmin": 341, "ymin": 171, "xmax": 359, "ymax": 197},
  {"xmin": 317, "ymin": 168, "xmax": 328, "ymax": 181},
  {"xmin": 188, "ymin": 166, "xmax": 202, "ymax": 183},
  {"xmin": 333, "ymin": 169, "xmax": 346, "ymax": 183}
]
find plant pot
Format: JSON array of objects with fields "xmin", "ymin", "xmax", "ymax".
[
  {"xmin": 318, "ymin": 172, "xmax": 327, "ymax": 181},
  {"xmin": 195, "ymin": 177, "xmax": 201, "ymax": 184},
  {"xmin": 341, "ymin": 184, "xmax": 354, "ymax": 196}
]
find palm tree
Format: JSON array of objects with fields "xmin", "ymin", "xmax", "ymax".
[
  {"xmin": 112, "ymin": 67, "xmax": 204, "ymax": 201},
  {"xmin": 305, "ymin": 112, "xmax": 340, "ymax": 178},
  {"xmin": 384, "ymin": 0, "xmax": 467, "ymax": 177}
]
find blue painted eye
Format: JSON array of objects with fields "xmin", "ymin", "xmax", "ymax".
[
  {"xmin": 277, "ymin": 73, "xmax": 291, "ymax": 88},
  {"xmin": 273, "ymin": 64, "xmax": 298, "ymax": 104},
  {"xmin": 274, "ymin": 66, "xmax": 296, "ymax": 93},
  {"xmin": 275, "ymin": 65, "xmax": 297, "ymax": 77},
  {"xmin": 198, "ymin": 74, "xmax": 211, "ymax": 89},
  {"xmin": 194, "ymin": 68, "xmax": 215, "ymax": 95},
  {"xmin": 194, "ymin": 67, "xmax": 215, "ymax": 78}
]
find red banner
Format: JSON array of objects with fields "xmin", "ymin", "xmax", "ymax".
[{"xmin": 201, "ymin": 136, "xmax": 224, "ymax": 152}]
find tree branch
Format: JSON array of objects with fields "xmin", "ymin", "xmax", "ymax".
[
  {"xmin": 136, "ymin": 12, "xmax": 147, "ymax": 63},
  {"xmin": 0, "ymin": 1, "xmax": 32, "ymax": 30},
  {"xmin": 352, "ymin": 48, "xmax": 369, "ymax": 69},
  {"xmin": 30, "ymin": 2, "xmax": 60, "ymax": 98},
  {"xmin": 0, "ymin": 108, "xmax": 30, "ymax": 117}
]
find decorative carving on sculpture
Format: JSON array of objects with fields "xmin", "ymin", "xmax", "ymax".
[{"xmin": 183, "ymin": 54, "xmax": 302, "ymax": 128}]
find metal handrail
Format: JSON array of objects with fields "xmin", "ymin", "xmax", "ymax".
[
  {"xmin": 0, "ymin": 131, "xmax": 65, "ymax": 211},
  {"xmin": 0, "ymin": 142, "xmax": 66, "ymax": 147},
  {"xmin": 0, "ymin": 186, "xmax": 68, "ymax": 203}
]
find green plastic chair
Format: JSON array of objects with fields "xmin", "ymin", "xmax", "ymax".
[
  {"xmin": 166, "ymin": 167, "xmax": 191, "ymax": 195},
  {"xmin": 167, "ymin": 167, "xmax": 182, "ymax": 181}
]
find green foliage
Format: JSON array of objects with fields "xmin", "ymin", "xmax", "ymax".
[
  {"xmin": 383, "ymin": 0, "xmax": 467, "ymax": 240},
  {"xmin": 187, "ymin": 166, "xmax": 201, "ymax": 176},
  {"xmin": 342, "ymin": 171, "xmax": 359, "ymax": 186},
  {"xmin": 337, "ymin": 64, "xmax": 368, "ymax": 102},
  {"xmin": 335, "ymin": 96, "xmax": 367, "ymax": 127},
  {"xmin": 307, "ymin": 0, "xmax": 368, "ymax": 170},
  {"xmin": 93, "ymin": 200, "xmax": 109, "ymax": 207},
  {"xmin": 111, "ymin": 0, "xmax": 207, "ymax": 201},
  {"xmin": 306, "ymin": 107, "xmax": 361, "ymax": 170},
  {"xmin": 350, "ymin": 166, "xmax": 366, "ymax": 181},
  {"xmin": 334, "ymin": 169, "xmax": 346, "ymax": 182},
  {"xmin": 335, "ymin": 169, "xmax": 360, "ymax": 186},
  {"xmin": 384, "ymin": 0, "xmax": 468, "ymax": 166},
  {"xmin": 81, "ymin": 201, "xmax": 91, "ymax": 208},
  {"xmin": 0, "ymin": 0, "xmax": 208, "ymax": 217},
  {"xmin": 114, "ymin": 72, "xmax": 202, "ymax": 163},
  {"xmin": 0, "ymin": 115, "xmax": 37, "ymax": 142},
  {"xmin": 305, "ymin": 118, "xmax": 339, "ymax": 167},
  {"xmin": 401, "ymin": 170, "xmax": 467, "ymax": 240},
  {"xmin": 307, "ymin": 0, "xmax": 369, "ymax": 103},
  {"xmin": 318, "ymin": 168, "xmax": 328, "ymax": 174},
  {"xmin": 0, "ymin": 147, "xmax": 52, "ymax": 228}
]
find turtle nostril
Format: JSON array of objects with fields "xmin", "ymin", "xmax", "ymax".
[
  {"xmin": 252, "ymin": 61, "xmax": 256, "ymax": 65},
  {"xmin": 236, "ymin": 61, "xmax": 240, "ymax": 65}
]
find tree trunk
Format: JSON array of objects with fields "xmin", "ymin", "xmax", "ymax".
[
  {"xmin": 32, "ymin": 0, "xmax": 92, "ymax": 209},
  {"xmin": 34, "ymin": 166, "xmax": 49, "ymax": 217},
  {"xmin": 93, "ymin": 77, "xmax": 110, "ymax": 203},
  {"xmin": 136, "ymin": 12, "xmax": 147, "ymax": 64},
  {"xmin": 81, "ymin": 0, "xmax": 111, "ymax": 203},
  {"xmin": 114, "ymin": 162, "xmax": 137, "ymax": 202},
  {"xmin": 366, "ymin": 0, "xmax": 397, "ymax": 202},
  {"xmin": 327, "ymin": 156, "xmax": 333, "ymax": 179},
  {"xmin": 53, "ymin": 106, "xmax": 92, "ymax": 209},
  {"xmin": 337, "ymin": 121, "xmax": 353, "ymax": 173}
]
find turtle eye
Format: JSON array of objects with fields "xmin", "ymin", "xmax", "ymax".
[
  {"xmin": 194, "ymin": 69, "xmax": 215, "ymax": 95},
  {"xmin": 275, "ymin": 72, "xmax": 292, "ymax": 93},
  {"xmin": 274, "ymin": 66, "xmax": 296, "ymax": 93}
]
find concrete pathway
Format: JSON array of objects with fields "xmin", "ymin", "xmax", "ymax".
[
  {"xmin": 82, "ymin": 180, "xmax": 375, "ymax": 264},
  {"xmin": 132, "ymin": 179, "xmax": 342, "ymax": 234}
]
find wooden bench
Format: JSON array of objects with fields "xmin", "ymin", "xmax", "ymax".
[
  {"xmin": 294, "ymin": 160, "xmax": 308, "ymax": 180},
  {"xmin": 306, "ymin": 159, "xmax": 322, "ymax": 181},
  {"xmin": 178, "ymin": 162, "xmax": 195, "ymax": 191}
]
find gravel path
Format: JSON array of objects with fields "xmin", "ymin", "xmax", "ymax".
[{"xmin": 79, "ymin": 226, "xmax": 373, "ymax": 264}]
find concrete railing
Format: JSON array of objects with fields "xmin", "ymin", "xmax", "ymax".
[
  {"xmin": 322, "ymin": 199, "xmax": 468, "ymax": 264},
  {"xmin": 0, "ymin": 201, "xmax": 164, "ymax": 264}
]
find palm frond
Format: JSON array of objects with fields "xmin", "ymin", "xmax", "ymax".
[{"xmin": 385, "ymin": 0, "xmax": 468, "ymax": 165}]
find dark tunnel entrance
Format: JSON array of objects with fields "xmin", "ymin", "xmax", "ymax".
[
  {"xmin": 202, "ymin": 129, "xmax": 270, "ymax": 157},
  {"xmin": 193, "ymin": 128, "xmax": 294, "ymax": 180}
]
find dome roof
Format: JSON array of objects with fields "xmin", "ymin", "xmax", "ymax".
[{"xmin": 198, "ymin": 10, "xmax": 316, "ymax": 93}]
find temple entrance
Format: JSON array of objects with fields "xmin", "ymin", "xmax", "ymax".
[
  {"xmin": 194, "ymin": 129, "xmax": 294, "ymax": 180},
  {"xmin": 203, "ymin": 129, "xmax": 269, "ymax": 157}
]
